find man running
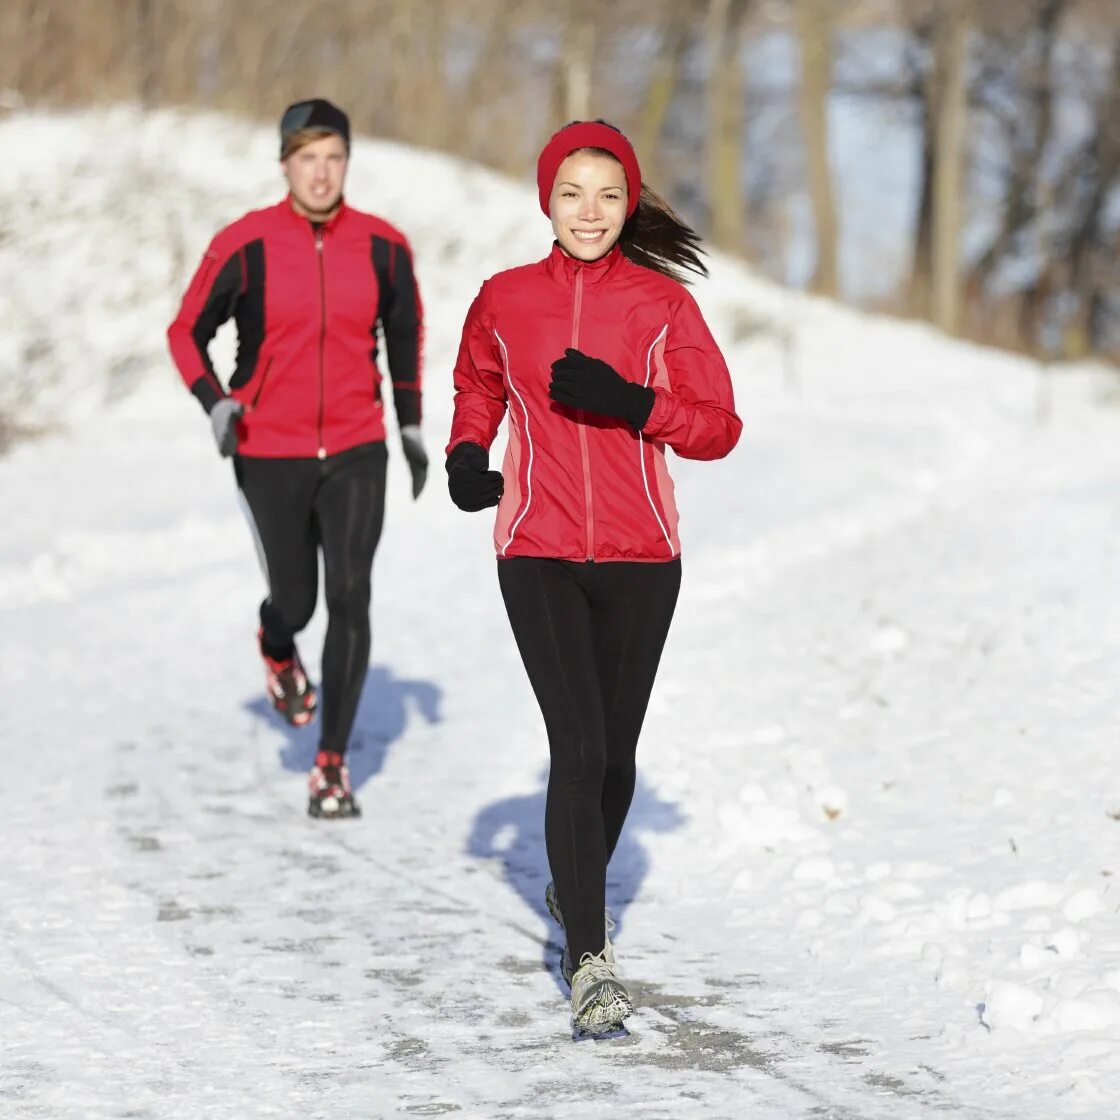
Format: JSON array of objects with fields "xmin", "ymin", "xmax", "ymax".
[{"xmin": 168, "ymin": 98, "xmax": 426, "ymax": 819}]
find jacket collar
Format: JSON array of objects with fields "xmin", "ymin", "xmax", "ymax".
[
  {"xmin": 544, "ymin": 241, "xmax": 624, "ymax": 287},
  {"xmin": 279, "ymin": 195, "xmax": 350, "ymax": 234}
]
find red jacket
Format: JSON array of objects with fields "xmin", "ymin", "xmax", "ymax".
[
  {"xmin": 448, "ymin": 243, "xmax": 741, "ymax": 562},
  {"xmin": 168, "ymin": 198, "xmax": 423, "ymax": 458}
]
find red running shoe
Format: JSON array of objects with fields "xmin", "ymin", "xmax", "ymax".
[
  {"xmin": 259, "ymin": 632, "xmax": 317, "ymax": 727},
  {"xmin": 307, "ymin": 750, "xmax": 360, "ymax": 819}
]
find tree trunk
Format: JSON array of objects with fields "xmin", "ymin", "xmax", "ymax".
[
  {"xmin": 906, "ymin": 18, "xmax": 935, "ymax": 315},
  {"xmin": 637, "ymin": 3, "xmax": 695, "ymax": 183},
  {"xmin": 795, "ymin": 0, "xmax": 839, "ymax": 297},
  {"xmin": 417, "ymin": 0, "xmax": 451, "ymax": 150},
  {"xmin": 965, "ymin": 0, "xmax": 1065, "ymax": 339},
  {"xmin": 560, "ymin": 2, "xmax": 595, "ymax": 123},
  {"xmin": 388, "ymin": 0, "xmax": 418, "ymax": 139},
  {"xmin": 707, "ymin": 0, "xmax": 749, "ymax": 253},
  {"xmin": 135, "ymin": 0, "xmax": 158, "ymax": 107},
  {"xmin": 1064, "ymin": 32, "xmax": 1120, "ymax": 354},
  {"xmin": 0, "ymin": 0, "xmax": 35, "ymax": 96},
  {"xmin": 931, "ymin": 0, "xmax": 969, "ymax": 335}
]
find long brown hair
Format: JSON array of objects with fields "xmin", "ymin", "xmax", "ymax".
[{"xmin": 569, "ymin": 120, "xmax": 708, "ymax": 285}]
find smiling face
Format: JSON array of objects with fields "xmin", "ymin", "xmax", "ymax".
[
  {"xmin": 549, "ymin": 151, "xmax": 629, "ymax": 262},
  {"xmin": 282, "ymin": 132, "xmax": 348, "ymax": 221}
]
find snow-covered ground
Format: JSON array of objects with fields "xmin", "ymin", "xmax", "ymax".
[{"xmin": 2, "ymin": 107, "xmax": 1120, "ymax": 1119}]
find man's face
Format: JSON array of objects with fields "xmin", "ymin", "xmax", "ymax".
[{"xmin": 283, "ymin": 133, "xmax": 348, "ymax": 220}]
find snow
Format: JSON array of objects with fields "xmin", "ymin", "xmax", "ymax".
[{"xmin": 3, "ymin": 106, "xmax": 1120, "ymax": 1118}]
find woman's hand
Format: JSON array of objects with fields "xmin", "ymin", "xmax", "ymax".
[
  {"xmin": 548, "ymin": 349, "xmax": 654, "ymax": 430},
  {"xmin": 446, "ymin": 441, "xmax": 504, "ymax": 512}
]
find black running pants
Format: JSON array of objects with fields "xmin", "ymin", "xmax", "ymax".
[
  {"xmin": 235, "ymin": 442, "xmax": 388, "ymax": 755},
  {"xmin": 497, "ymin": 556, "xmax": 681, "ymax": 967}
]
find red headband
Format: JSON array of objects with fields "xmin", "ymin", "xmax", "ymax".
[{"xmin": 536, "ymin": 122, "xmax": 642, "ymax": 218}]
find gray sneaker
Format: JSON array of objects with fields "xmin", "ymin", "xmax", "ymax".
[
  {"xmin": 545, "ymin": 881, "xmax": 616, "ymax": 984},
  {"xmin": 570, "ymin": 949, "xmax": 632, "ymax": 1034}
]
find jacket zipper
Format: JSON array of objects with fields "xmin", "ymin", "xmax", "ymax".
[
  {"xmin": 571, "ymin": 267, "xmax": 595, "ymax": 561},
  {"xmin": 315, "ymin": 228, "xmax": 327, "ymax": 460},
  {"xmin": 248, "ymin": 357, "xmax": 273, "ymax": 409}
]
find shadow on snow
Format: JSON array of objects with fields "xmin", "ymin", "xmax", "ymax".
[
  {"xmin": 244, "ymin": 663, "xmax": 442, "ymax": 792},
  {"xmin": 467, "ymin": 767, "xmax": 684, "ymax": 994}
]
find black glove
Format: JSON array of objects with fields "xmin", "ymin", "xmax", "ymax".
[
  {"xmin": 400, "ymin": 424, "xmax": 428, "ymax": 500},
  {"xmin": 446, "ymin": 441, "xmax": 504, "ymax": 512},
  {"xmin": 209, "ymin": 397, "xmax": 243, "ymax": 457},
  {"xmin": 548, "ymin": 348, "xmax": 655, "ymax": 430}
]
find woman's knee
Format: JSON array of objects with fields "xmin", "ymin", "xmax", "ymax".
[
  {"xmin": 548, "ymin": 741, "xmax": 607, "ymax": 799},
  {"xmin": 261, "ymin": 594, "xmax": 316, "ymax": 637},
  {"xmin": 603, "ymin": 758, "xmax": 636, "ymax": 788},
  {"xmin": 325, "ymin": 575, "xmax": 371, "ymax": 621}
]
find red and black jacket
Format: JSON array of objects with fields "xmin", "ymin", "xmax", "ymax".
[
  {"xmin": 168, "ymin": 197, "xmax": 423, "ymax": 458},
  {"xmin": 448, "ymin": 243, "xmax": 741, "ymax": 562}
]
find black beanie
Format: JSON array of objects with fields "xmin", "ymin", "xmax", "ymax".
[{"xmin": 279, "ymin": 98, "xmax": 350, "ymax": 155}]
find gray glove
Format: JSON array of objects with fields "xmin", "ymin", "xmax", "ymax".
[
  {"xmin": 400, "ymin": 424, "xmax": 428, "ymax": 499},
  {"xmin": 209, "ymin": 398, "xmax": 243, "ymax": 457}
]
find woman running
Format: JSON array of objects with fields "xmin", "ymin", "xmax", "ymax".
[{"xmin": 446, "ymin": 120, "xmax": 742, "ymax": 1035}]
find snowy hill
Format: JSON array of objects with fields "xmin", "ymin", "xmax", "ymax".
[{"xmin": 2, "ymin": 106, "xmax": 1120, "ymax": 1119}]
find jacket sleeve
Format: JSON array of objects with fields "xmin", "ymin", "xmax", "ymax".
[
  {"xmin": 446, "ymin": 284, "xmax": 508, "ymax": 456},
  {"xmin": 379, "ymin": 237, "xmax": 424, "ymax": 429},
  {"xmin": 641, "ymin": 289, "xmax": 742, "ymax": 460},
  {"xmin": 166, "ymin": 234, "xmax": 244, "ymax": 415}
]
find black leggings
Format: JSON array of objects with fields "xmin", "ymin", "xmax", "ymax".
[
  {"xmin": 497, "ymin": 556, "xmax": 681, "ymax": 966},
  {"xmin": 235, "ymin": 442, "xmax": 387, "ymax": 755}
]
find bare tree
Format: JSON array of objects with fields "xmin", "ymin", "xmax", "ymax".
[
  {"xmin": 930, "ymin": 0, "xmax": 969, "ymax": 334},
  {"xmin": 962, "ymin": 0, "xmax": 1066, "ymax": 350},
  {"xmin": 557, "ymin": 0, "xmax": 595, "ymax": 122},
  {"xmin": 905, "ymin": 12, "xmax": 936, "ymax": 318},
  {"xmin": 636, "ymin": 2, "xmax": 698, "ymax": 183},
  {"xmin": 795, "ymin": 0, "xmax": 840, "ymax": 296},
  {"xmin": 1061, "ymin": 31, "xmax": 1120, "ymax": 355},
  {"xmin": 706, "ymin": 0, "xmax": 750, "ymax": 253}
]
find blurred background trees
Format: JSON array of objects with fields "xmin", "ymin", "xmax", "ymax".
[{"xmin": 1, "ymin": 0, "xmax": 1116, "ymax": 360}]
